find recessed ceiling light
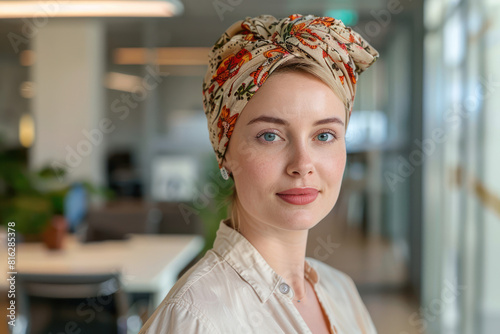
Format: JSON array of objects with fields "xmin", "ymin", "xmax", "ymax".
[
  {"xmin": 114, "ymin": 47, "xmax": 210, "ymax": 65},
  {"xmin": 0, "ymin": 0, "xmax": 183, "ymax": 18}
]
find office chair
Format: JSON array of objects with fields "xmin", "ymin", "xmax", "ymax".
[
  {"xmin": 84, "ymin": 201, "xmax": 162, "ymax": 242},
  {"xmin": 16, "ymin": 272, "xmax": 131, "ymax": 334}
]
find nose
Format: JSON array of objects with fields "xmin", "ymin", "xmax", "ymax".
[{"xmin": 286, "ymin": 142, "xmax": 314, "ymax": 177}]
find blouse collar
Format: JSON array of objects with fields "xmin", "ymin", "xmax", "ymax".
[{"xmin": 211, "ymin": 218, "xmax": 320, "ymax": 304}]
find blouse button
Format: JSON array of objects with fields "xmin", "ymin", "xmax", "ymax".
[{"xmin": 279, "ymin": 282, "xmax": 290, "ymax": 294}]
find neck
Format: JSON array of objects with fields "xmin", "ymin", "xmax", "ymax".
[{"xmin": 236, "ymin": 215, "xmax": 309, "ymax": 300}]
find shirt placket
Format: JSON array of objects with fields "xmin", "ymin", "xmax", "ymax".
[
  {"xmin": 313, "ymin": 283, "xmax": 340, "ymax": 334},
  {"xmin": 276, "ymin": 279, "xmax": 314, "ymax": 334},
  {"xmin": 278, "ymin": 278, "xmax": 341, "ymax": 334}
]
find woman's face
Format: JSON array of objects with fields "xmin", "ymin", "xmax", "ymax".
[{"xmin": 224, "ymin": 70, "xmax": 347, "ymax": 231}]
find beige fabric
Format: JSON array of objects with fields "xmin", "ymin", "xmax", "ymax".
[
  {"xmin": 202, "ymin": 14, "xmax": 379, "ymax": 168},
  {"xmin": 139, "ymin": 219, "xmax": 377, "ymax": 333}
]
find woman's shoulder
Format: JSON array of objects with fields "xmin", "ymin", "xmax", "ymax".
[
  {"xmin": 140, "ymin": 250, "xmax": 234, "ymax": 333},
  {"xmin": 139, "ymin": 297, "xmax": 219, "ymax": 334},
  {"xmin": 163, "ymin": 249, "xmax": 234, "ymax": 303}
]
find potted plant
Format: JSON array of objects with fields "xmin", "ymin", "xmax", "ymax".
[
  {"xmin": 192, "ymin": 154, "xmax": 235, "ymax": 257},
  {"xmin": 0, "ymin": 145, "xmax": 54, "ymax": 240},
  {"xmin": 34, "ymin": 166, "xmax": 70, "ymax": 249},
  {"xmin": 0, "ymin": 141, "xmax": 113, "ymax": 247}
]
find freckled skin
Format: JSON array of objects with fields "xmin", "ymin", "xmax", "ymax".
[{"xmin": 223, "ymin": 70, "xmax": 347, "ymax": 232}]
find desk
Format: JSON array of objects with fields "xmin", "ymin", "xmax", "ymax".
[{"xmin": 0, "ymin": 234, "xmax": 204, "ymax": 307}]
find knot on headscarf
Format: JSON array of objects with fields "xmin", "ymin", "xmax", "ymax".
[{"xmin": 202, "ymin": 14, "xmax": 379, "ymax": 169}]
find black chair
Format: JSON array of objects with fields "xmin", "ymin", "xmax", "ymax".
[
  {"xmin": 154, "ymin": 201, "xmax": 204, "ymax": 235},
  {"xmin": 84, "ymin": 201, "xmax": 162, "ymax": 242},
  {"xmin": 16, "ymin": 272, "xmax": 134, "ymax": 334}
]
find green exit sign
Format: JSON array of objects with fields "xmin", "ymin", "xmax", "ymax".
[{"xmin": 324, "ymin": 9, "xmax": 359, "ymax": 26}]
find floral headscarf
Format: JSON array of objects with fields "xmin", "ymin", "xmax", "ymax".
[{"xmin": 202, "ymin": 14, "xmax": 379, "ymax": 169}]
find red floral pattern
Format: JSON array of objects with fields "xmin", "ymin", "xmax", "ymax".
[
  {"xmin": 212, "ymin": 49, "xmax": 252, "ymax": 87},
  {"xmin": 202, "ymin": 14, "xmax": 379, "ymax": 168},
  {"xmin": 217, "ymin": 106, "xmax": 239, "ymax": 146}
]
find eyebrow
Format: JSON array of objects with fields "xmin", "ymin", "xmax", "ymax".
[{"xmin": 246, "ymin": 115, "xmax": 345, "ymax": 127}]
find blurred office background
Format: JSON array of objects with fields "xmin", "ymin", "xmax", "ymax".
[{"xmin": 0, "ymin": 0, "xmax": 499, "ymax": 333}]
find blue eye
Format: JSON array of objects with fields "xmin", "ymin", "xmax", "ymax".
[
  {"xmin": 256, "ymin": 131, "xmax": 337, "ymax": 144},
  {"xmin": 317, "ymin": 132, "xmax": 335, "ymax": 142},
  {"xmin": 256, "ymin": 132, "xmax": 281, "ymax": 143},
  {"xmin": 262, "ymin": 133, "xmax": 278, "ymax": 142}
]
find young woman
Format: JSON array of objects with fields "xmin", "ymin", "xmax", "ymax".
[{"xmin": 140, "ymin": 13, "xmax": 379, "ymax": 333}]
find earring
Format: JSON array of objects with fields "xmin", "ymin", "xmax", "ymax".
[{"xmin": 220, "ymin": 167, "xmax": 230, "ymax": 180}]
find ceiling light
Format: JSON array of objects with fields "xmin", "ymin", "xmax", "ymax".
[
  {"xmin": 19, "ymin": 113, "xmax": 35, "ymax": 148},
  {"xmin": 0, "ymin": 0, "xmax": 183, "ymax": 18},
  {"xmin": 105, "ymin": 72, "xmax": 143, "ymax": 92},
  {"xmin": 114, "ymin": 47, "xmax": 210, "ymax": 65},
  {"xmin": 20, "ymin": 50, "xmax": 34, "ymax": 66}
]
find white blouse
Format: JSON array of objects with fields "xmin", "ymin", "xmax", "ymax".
[{"xmin": 139, "ymin": 218, "xmax": 377, "ymax": 333}]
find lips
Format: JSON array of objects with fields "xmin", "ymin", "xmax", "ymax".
[
  {"xmin": 276, "ymin": 188, "xmax": 319, "ymax": 205},
  {"xmin": 277, "ymin": 188, "xmax": 319, "ymax": 195}
]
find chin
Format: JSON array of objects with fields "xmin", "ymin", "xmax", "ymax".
[{"xmin": 273, "ymin": 211, "xmax": 322, "ymax": 230}]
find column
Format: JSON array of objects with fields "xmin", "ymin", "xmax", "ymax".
[{"xmin": 30, "ymin": 18, "xmax": 106, "ymax": 187}]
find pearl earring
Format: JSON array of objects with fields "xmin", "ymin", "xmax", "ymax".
[{"xmin": 220, "ymin": 167, "xmax": 230, "ymax": 180}]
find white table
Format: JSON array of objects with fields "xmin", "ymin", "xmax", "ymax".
[{"xmin": 0, "ymin": 234, "xmax": 204, "ymax": 307}]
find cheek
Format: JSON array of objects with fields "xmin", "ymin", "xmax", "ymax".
[
  {"xmin": 335, "ymin": 153, "xmax": 347, "ymax": 173},
  {"xmin": 233, "ymin": 152, "xmax": 280, "ymax": 198},
  {"xmin": 238, "ymin": 155, "xmax": 277, "ymax": 187},
  {"xmin": 321, "ymin": 152, "xmax": 346, "ymax": 208},
  {"xmin": 321, "ymin": 150, "xmax": 347, "ymax": 183}
]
